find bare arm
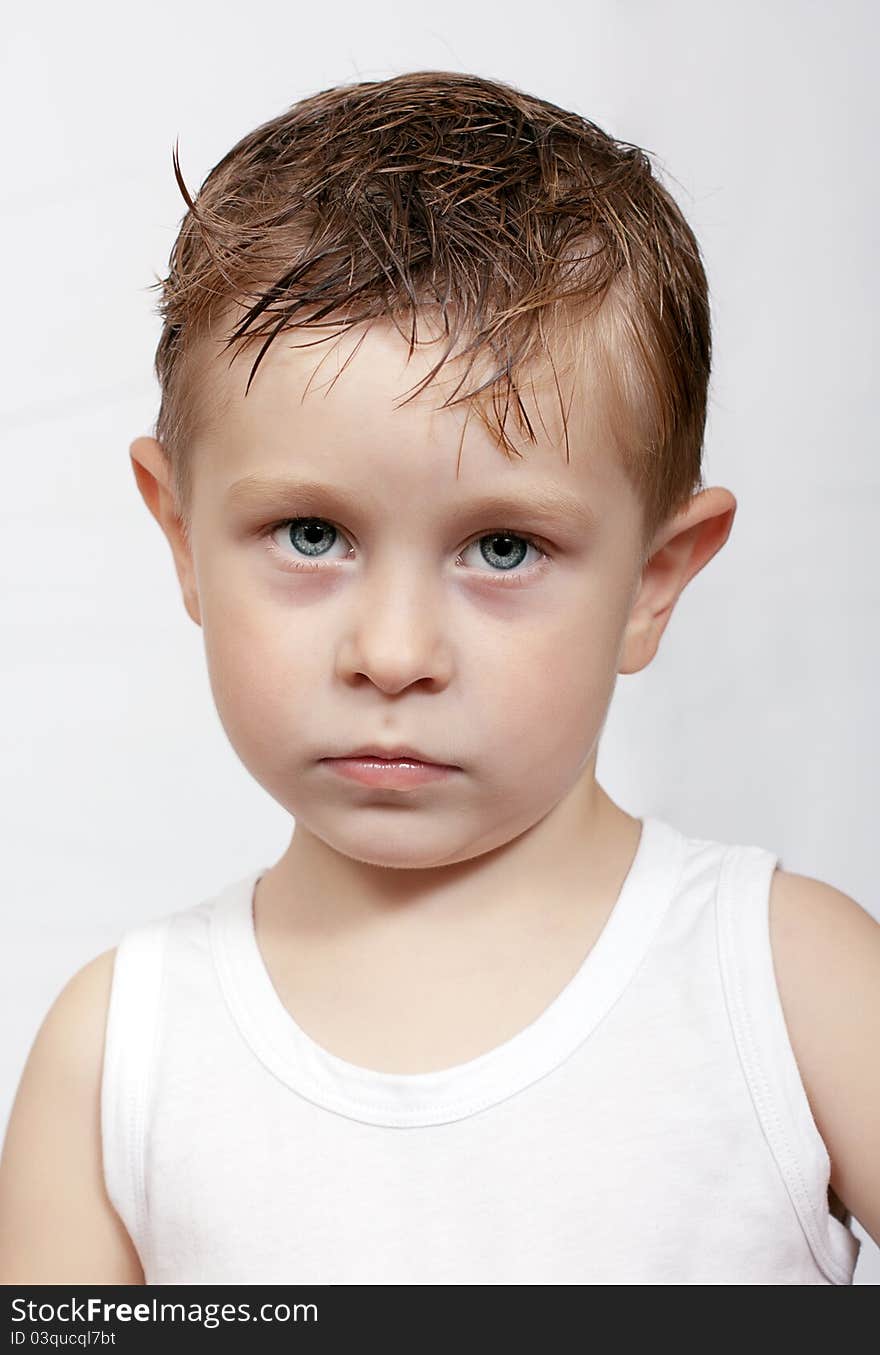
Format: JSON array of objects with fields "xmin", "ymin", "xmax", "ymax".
[
  {"xmin": 0, "ymin": 949, "xmax": 145, "ymax": 1283},
  {"xmin": 770, "ymin": 868, "xmax": 880, "ymax": 1248}
]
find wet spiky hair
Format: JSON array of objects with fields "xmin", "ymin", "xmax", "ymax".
[{"xmin": 149, "ymin": 69, "xmax": 711, "ymax": 556}]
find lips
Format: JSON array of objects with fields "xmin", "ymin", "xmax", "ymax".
[
  {"xmin": 331, "ymin": 746, "xmax": 456, "ymax": 768},
  {"xmin": 321, "ymin": 755, "xmax": 459, "ymax": 788}
]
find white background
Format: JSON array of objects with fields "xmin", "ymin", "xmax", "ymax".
[{"xmin": 1, "ymin": 0, "xmax": 877, "ymax": 1282}]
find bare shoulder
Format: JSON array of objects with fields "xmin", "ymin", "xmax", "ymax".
[
  {"xmin": 768, "ymin": 866, "xmax": 880, "ymax": 1246},
  {"xmin": 0, "ymin": 948, "xmax": 145, "ymax": 1283}
]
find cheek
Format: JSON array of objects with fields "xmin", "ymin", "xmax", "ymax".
[
  {"xmin": 200, "ymin": 593, "xmax": 318, "ymax": 760},
  {"xmin": 469, "ymin": 596, "xmax": 622, "ymax": 756}
]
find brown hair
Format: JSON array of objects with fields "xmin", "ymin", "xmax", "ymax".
[{"xmin": 149, "ymin": 70, "xmax": 711, "ymax": 558}]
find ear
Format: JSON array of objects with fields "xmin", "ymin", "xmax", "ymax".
[
  {"xmin": 129, "ymin": 436, "xmax": 202, "ymax": 627},
  {"xmin": 618, "ymin": 487, "xmax": 737, "ymax": 675}
]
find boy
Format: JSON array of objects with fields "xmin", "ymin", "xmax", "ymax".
[{"xmin": 0, "ymin": 70, "xmax": 877, "ymax": 1284}]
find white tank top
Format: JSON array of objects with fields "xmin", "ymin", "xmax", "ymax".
[{"xmin": 101, "ymin": 815, "xmax": 861, "ymax": 1284}]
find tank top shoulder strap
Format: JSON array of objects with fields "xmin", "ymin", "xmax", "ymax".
[
  {"xmin": 100, "ymin": 912, "xmax": 171, "ymax": 1273},
  {"xmin": 715, "ymin": 840, "xmax": 861, "ymax": 1284}
]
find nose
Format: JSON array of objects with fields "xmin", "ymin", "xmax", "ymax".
[{"xmin": 336, "ymin": 561, "xmax": 454, "ymax": 694}]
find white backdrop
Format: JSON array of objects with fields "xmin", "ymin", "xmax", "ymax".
[{"xmin": 2, "ymin": 0, "xmax": 877, "ymax": 1282}]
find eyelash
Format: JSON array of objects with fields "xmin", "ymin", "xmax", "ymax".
[{"xmin": 261, "ymin": 517, "xmax": 551, "ymax": 588}]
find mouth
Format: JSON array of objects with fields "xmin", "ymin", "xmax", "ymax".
[
  {"xmin": 320, "ymin": 751, "xmax": 460, "ymax": 789},
  {"xmin": 325, "ymin": 746, "xmax": 459, "ymax": 769}
]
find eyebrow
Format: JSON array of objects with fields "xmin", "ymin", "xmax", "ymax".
[{"xmin": 224, "ymin": 474, "xmax": 598, "ymax": 532}]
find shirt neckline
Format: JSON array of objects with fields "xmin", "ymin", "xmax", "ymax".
[{"xmin": 210, "ymin": 814, "xmax": 687, "ymax": 1127}]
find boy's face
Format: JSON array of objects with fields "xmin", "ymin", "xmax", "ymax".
[{"xmin": 132, "ymin": 317, "xmax": 728, "ymax": 871}]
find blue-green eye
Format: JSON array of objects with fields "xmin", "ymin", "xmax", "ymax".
[
  {"xmin": 273, "ymin": 518, "xmax": 348, "ymax": 562},
  {"xmin": 459, "ymin": 531, "xmax": 542, "ymax": 573},
  {"xmin": 264, "ymin": 517, "xmax": 548, "ymax": 585}
]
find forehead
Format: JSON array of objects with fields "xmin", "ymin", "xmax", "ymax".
[{"xmin": 188, "ymin": 312, "xmax": 639, "ymax": 525}]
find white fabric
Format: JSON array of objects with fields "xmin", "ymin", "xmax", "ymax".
[{"xmin": 101, "ymin": 815, "xmax": 861, "ymax": 1284}]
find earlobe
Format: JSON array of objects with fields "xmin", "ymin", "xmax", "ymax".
[
  {"xmin": 183, "ymin": 591, "xmax": 202, "ymax": 628},
  {"xmin": 128, "ymin": 436, "xmax": 202, "ymax": 628},
  {"xmin": 617, "ymin": 608, "xmax": 663, "ymax": 676},
  {"xmin": 617, "ymin": 487, "xmax": 738, "ymax": 676}
]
